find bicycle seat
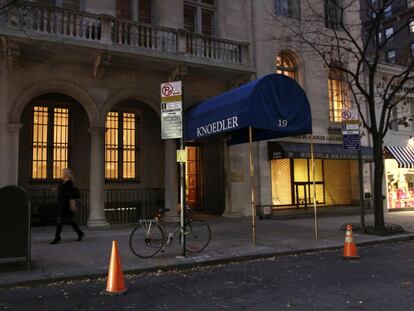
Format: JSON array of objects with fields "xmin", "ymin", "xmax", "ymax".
[{"xmin": 159, "ymin": 208, "xmax": 170, "ymax": 214}]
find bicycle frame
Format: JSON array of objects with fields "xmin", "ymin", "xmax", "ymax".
[
  {"xmin": 130, "ymin": 215, "xmax": 210, "ymax": 258},
  {"xmin": 159, "ymin": 220, "xmax": 186, "ymax": 248}
]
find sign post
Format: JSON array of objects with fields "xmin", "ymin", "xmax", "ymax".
[
  {"xmin": 161, "ymin": 81, "xmax": 186, "ymax": 257},
  {"xmin": 342, "ymin": 109, "xmax": 365, "ymax": 232}
]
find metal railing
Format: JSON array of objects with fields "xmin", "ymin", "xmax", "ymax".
[
  {"xmin": 104, "ymin": 188, "xmax": 164, "ymax": 224},
  {"xmin": 27, "ymin": 188, "xmax": 89, "ymax": 226},
  {"xmin": 27, "ymin": 187, "xmax": 164, "ymax": 226},
  {"xmin": 112, "ymin": 19, "xmax": 177, "ymax": 52},
  {"xmin": 3, "ymin": 2, "xmax": 249, "ymax": 66}
]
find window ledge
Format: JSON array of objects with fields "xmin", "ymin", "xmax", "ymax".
[{"xmin": 105, "ymin": 179, "xmax": 141, "ymax": 184}]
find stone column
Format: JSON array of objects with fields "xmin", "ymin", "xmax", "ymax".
[
  {"xmin": 223, "ymin": 140, "xmax": 241, "ymax": 217},
  {"xmin": 87, "ymin": 127, "xmax": 109, "ymax": 227},
  {"xmin": 1, "ymin": 123, "xmax": 22, "ymax": 187},
  {"xmin": 164, "ymin": 139, "xmax": 179, "ymax": 220}
]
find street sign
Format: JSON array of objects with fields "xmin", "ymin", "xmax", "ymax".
[
  {"xmin": 176, "ymin": 149, "xmax": 187, "ymax": 163},
  {"xmin": 341, "ymin": 109, "xmax": 360, "ymax": 150},
  {"xmin": 161, "ymin": 81, "xmax": 183, "ymax": 139}
]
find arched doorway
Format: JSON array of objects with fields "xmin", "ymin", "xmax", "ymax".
[{"xmin": 18, "ymin": 93, "xmax": 91, "ymax": 225}]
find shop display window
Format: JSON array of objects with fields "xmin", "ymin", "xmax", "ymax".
[{"xmin": 386, "ymin": 159, "xmax": 414, "ymax": 209}]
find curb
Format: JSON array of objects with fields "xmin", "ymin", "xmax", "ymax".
[{"xmin": 2, "ymin": 233, "xmax": 414, "ymax": 289}]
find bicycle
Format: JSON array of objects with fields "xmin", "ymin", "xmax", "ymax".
[{"xmin": 129, "ymin": 205, "xmax": 211, "ymax": 258}]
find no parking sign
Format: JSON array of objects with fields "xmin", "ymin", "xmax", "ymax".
[
  {"xmin": 341, "ymin": 109, "xmax": 360, "ymax": 150},
  {"xmin": 161, "ymin": 81, "xmax": 182, "ymax": 139}
]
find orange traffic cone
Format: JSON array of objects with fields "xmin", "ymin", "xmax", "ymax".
[
  {"xmin": 105, "ymin": 240, "xmax": 127, "ymax": 295},
  {"xmin": 343, "ymin": 224, "xmax": 359, "ymax": 259}
]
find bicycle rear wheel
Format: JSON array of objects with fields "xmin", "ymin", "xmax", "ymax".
[
  {"xmin": 129, "ymin": 220, "xmax": 164, "ymax": 258},
  {"xmin": 185, "ymin": 219, "xmax": 211, "ymax": 253}
]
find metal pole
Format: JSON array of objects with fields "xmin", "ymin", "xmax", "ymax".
[
  {"xmin": 310, "ymin": 135, "xmax": 318, "ymax": 240},
  {"xmin": 180, "ymin": 137, "xmax": 186, "ymax": 256},
  {"xmin": 358, "ymin": 148, "xmax": 366, "ymax": 233},
  {"xmin": 180, "ymin": 85, "xmax": 186, "ymax": 257},
  {"xmin": 249, "ymin": 127, "xmax": 256, "ymax": 245}
]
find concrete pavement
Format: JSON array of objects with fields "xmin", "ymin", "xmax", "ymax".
[{"xmin": 1, "ymin": 210, "xmax": 414, "ymax": 287}]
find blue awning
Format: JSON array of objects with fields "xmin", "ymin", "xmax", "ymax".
[{"xmin": 184, "ymin": 74, "xmax": 312, "ymax": 143}]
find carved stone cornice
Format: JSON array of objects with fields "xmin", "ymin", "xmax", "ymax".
[
  {"xmin": 93, "ymin": 52, "xmax": 112, "ymax": 80},
  {"xmin": 1, "ymin": 36, "xmax": 20, "ymax": 70},
  {"xmin": 229, "ymin": 75, "xmax": 251, "ymax": 89},
  {"xmin": 168, "ymin": 65, "xmax": 188, "ymax": 82}
]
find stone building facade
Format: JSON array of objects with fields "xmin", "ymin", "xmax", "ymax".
[
  {"xmin": 0, "ymin": 0, "xmax": 369, "ymax": 224},
  {"xmin": 0, "ymin": 0, "xmax": 254, "ymax": 225},
  {"xmin": 225, "ymin": 0, "xmax": 371, "ymax": 217}
]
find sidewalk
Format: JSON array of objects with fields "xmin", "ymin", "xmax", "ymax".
[{"xmin": 2, "ymin": 211, "xmax": 414, "ymax": 287}]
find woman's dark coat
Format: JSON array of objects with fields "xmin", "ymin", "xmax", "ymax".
[{"xmin": 56, "ymin": 180, "xmax": 75, "ymax": 223}]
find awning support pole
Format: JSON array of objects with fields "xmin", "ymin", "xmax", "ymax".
[
  {"xmin": 310, "ymin": 135, "xmax": 318, "ymax": 240},
  {"xmin": 358, "ymin": 148, "xmax": 366, "ymax": 233},
  {"xmin": 249, "ymin": 126, "xmax": 256, "ymax": 245}
]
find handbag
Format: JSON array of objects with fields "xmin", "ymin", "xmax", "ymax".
[
  {"xmin": 69, "ymin": 199, "xmax": 77, "ymax": 212},
  {"xmin": 72, "ymin": 187, "xmax": 81, "ymax": 199}
]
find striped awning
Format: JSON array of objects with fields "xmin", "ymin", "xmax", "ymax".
[{"xmin": 385, "ymin": 146, "xmax": 414, "ymax": 168}]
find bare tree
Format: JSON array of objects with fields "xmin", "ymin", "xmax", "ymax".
[{"xmin": 270, "ymin": 0, "xmax": 414, "ymax": 231}]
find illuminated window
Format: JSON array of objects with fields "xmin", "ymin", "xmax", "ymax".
[
  {"xmin": 328, "ymin": 69, "xmax": 350, "ymax": 123},
  {"xmin": 293, "ymin": 159, "xmax": 325, "ymax": 205},
  {"xmin": 105, "ymin": 111, "xmax": 139, "ymax": 181},
  {"xmin": 53, "ymin": 108, "xmax": 69, "ymax": 179},
  {"xmin": 32, "ymin": 106, "xmax": 69, "ymax": 180},
  {"xmin": 276, "ymin": 52, "xmax": 297, "ymax": 80},
  {"xmin": 105, "ymin": 112, "xmax": 119, "ymax": 179},
  {"xmin": 271, "ymin": 158, "xmax": 325, "ymax": 207},
  {"xmin": 122, "ymin": 113, "xmax": 136, "ymax": 179}
]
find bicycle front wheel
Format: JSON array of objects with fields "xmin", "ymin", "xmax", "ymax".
[
  {"xmin": 185, "ymin": 219, "xmax": 211, "ymax": 253},
  {"xmin": 129, "ymin": 220, "xmax": 165, "ymax": 258}
]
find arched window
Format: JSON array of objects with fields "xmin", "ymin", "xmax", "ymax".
[
  {"xmin": 276, "ymin": 52, "xmax": 298, "ymax": 80},
  {"xmin": 328, "ymin": 68, "xmax": 350, "ymax": 123}
]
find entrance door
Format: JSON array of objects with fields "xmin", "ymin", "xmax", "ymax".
[
  {"xmin": 294, "ymin": 183, "xmax": 310, "ymax": 209},
  {"xmin": 186, "ymin": 146, "xmax": 203, "ymax": 210}
]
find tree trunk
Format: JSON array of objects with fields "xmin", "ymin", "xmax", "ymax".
[{"xmin": 372, "ymin": 134, "xmax": 385, "ymax": 231}]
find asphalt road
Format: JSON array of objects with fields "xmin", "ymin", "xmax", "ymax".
[{"xmin": 1, "ymin": 241, "xmax": 414, "ymax": 311}]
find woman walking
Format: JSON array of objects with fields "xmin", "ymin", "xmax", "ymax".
[{"xmin": 51, "ymin": 168, "xmax": 85, "ymax": 244}]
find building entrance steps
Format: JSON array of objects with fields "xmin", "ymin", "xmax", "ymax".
[{"xmin": 1, "ymin": 212, "xmax": 414, "ymax": 287}]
